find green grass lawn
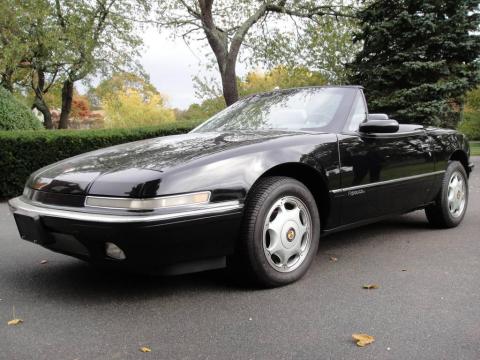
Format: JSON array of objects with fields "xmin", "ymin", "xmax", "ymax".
[{"xmin": 471, "ymin": 141, "xmax": 480, "ymax": 156}]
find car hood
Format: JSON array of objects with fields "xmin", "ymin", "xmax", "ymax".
[{"xmin": 27, "ymin": 130, "xmax": 308, "ymax": 197}]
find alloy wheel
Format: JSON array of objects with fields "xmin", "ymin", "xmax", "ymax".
[
  {"xmin": 262, "ymin": 196, "xmax": 312, "ymax": 272},
  {"xmin": 447, "ymin": 171, "xmax": 466, "ymax": 218}
]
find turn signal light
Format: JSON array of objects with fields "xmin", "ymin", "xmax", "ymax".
[{"xmin": 85, "ymin": 191, "xmax": 211, "ymax": 210}]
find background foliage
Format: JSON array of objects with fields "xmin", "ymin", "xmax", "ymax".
[
  {"xmin": 458, "ymin": 87, "xmax": 480, "ymax": 141},
  {"xmin": 249, "ymin": 8, "xmax": 360, "ymax": 84},
  {"xmin": 102, "ymin": 89, "xmax": 175, "ymax": 128},
  {"xmin": 349, "ymin": 0, "xmax": 480, "ymax": 128},
  {"xmin": 0, "ymin": 87, "xmax": 42, "ymax": 130},
  {"xmin": 88, "ymin": 72, "xmax": 176, "ymax": 128},
  {"xmin": 156, "ymin": 0, "xmax": 353, "ymax": 105}
]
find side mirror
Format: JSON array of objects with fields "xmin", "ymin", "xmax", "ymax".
[
  {"xmin": 359, "ymin": 119, "xmax": 399, "ymax": 133},
  {"xmin": 368, "ymin": 113, "xmax": 389, "ymax": 121}
]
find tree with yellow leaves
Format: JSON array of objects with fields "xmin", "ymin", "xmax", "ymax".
[
  {"xmin": 102, "ymin": 89, "xmax": 175, "ymax": 128},
  {"xmin": 239, "ymin": 66, "xmax": 328, "ymax": 96},
  {"xmin": 92, "ymin": 73, "xmax": 175, "ymax": 128}
]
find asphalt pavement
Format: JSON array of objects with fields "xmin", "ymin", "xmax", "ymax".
[{"xmin": 1, "ymin": 158, "xmax": 479, "ymax": 360}]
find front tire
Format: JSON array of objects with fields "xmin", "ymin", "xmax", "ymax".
[
  {"xmin": 425, "ymin": 161, "xmax": 468, "ymax": 228},
  {"xmin": 239, "ymin": 176, "xmax": 320, "ymax": 287}
]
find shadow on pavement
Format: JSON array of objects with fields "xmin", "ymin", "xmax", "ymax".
[
  {"xmin": 318, "ymin": 211, "xmax": 433, "ymax": 253},
  {"xmin": 2, "ymin": 212, "xmax": 434, "ymax": 303}
]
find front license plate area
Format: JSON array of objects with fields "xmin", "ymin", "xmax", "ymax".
[{"xmin": 13, "ymin": 213, "xmax": 52, "ymax": 245}]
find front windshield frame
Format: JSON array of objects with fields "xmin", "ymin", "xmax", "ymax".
[{"xmin": 192, "ymin": 87, "xmax": 358, "ymax": 134}]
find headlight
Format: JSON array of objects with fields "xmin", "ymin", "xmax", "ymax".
[{"xmin": 85, "ymin": 191, "xmax": 211, "ymax": 210}]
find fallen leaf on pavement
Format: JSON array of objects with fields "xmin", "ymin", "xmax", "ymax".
[
  {"xmin": 139, "ymin": 347, "xmax": 151, "ymax": 353},
  {"xmin": 40, "ymin": 260, "xmax": 48, "ymax": 264},
  {"xmin": 362, "ymin": 284, "xmax": 379, "ymax": 290},
  {"xmin": 352, "ymin": 333, "xmax": 375, "ymax": 347},
  {"xmin": 329, "ymin": 256, "xmax": 338, "ymax": 262},
  {"xmin": 7, "ymin": 319, "xmax": 23, "ymax": 326}
]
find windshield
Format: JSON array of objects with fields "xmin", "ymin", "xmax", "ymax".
[{"xmin": 193, "ymin": 87, "xmax": 355, "ymax": 133}]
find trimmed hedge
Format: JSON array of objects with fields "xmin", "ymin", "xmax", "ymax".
[
  {"xmin": 0, "ymin": 121, "xmax": 200, "ymax": 199},
  {"xmin": 471, "ymin": 141, "xmax": 480, "ymax": 156},
  {"xmin": 0, "ymin": 87, "xmax": 42, "ymax": 130}
]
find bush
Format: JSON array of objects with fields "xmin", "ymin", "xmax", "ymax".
[
  {"xmin": 0, "ymin": 87, "xmax": 42, "ymax": 130},
  {"xmin": 458, "ymin": 112, "xmax": 480, "ymax": 141},
  {"xmin": 0, "ymin": 121, "xmax": 201, "ymax": 198}
]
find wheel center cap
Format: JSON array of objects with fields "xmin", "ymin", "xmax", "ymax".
[
  {"xmin": 286, "ymin": 228, "xmax": 296, "ymax": 242},
  {"xmin": 457, "ymin": 191, "xmax": 461, "ymax": 199}
]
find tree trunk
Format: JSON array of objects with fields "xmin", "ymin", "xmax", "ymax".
[
  {"xmin": 59, "ymin": 79, "xmax": 74, "ymax": 129},
  {"xmin": 1, "ymin": 70, "xmax": 14, "ymax": 92},
  {"xmin": 198, "ymin": 0, "xmax": 240, "ymax": 106},
  {"xmin": 31, "ymin": 69, "xmax": 53, "ymax": 129},
  {"xmin": 33, "ymin": 98, "xmax": 53, "ymax": 129},
  {"xmin": 220, "ymin": 62, "xmax": 239, "ymax": 106}
]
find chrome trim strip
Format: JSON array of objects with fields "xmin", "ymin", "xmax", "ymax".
[
  {"xmin": 8, "ymin": 197, "xmax": 243, "ymax": 224},
  {"xmin": 331, "ymin": 170, "xmax": 445, "ymax": 194}
]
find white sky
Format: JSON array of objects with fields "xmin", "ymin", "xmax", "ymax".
[{"xmin": 140, "ymin": 28, "xmax": 248, "ymax": 109}]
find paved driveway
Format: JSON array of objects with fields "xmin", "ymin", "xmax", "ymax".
[{"xmin": 1, "ymin": 158, "xmax": 479, "ymax": 360}]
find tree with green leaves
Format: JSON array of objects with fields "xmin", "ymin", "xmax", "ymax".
[
  {"xmin": 0, "ymin": 1, "xmax": 30, "ymax": 92},
  {"xmin": 157, "ymin": 0, "xmax": 352, "ymax": 106},
  {"xmin": 1, "ymin": 0, "xmax": 148, "ymax": 129},
  {"xmin": 53, "ymin": 0, "xmax": 148, "ymax": 128},
  {"xmin": 27, "ymin": 2, "xmax": 66, "ymax": 129},
  {"xmin": 0, "ymin": 0, "xmax": 64, "ymax": 128},
  {"xmin": 466, "ymin": 87, "xmax": 480, "ymax": 112},
  {"xmin": 349, "ymin": 0, "xmax": 480, "ymax": 128},
  {"xmin": 249, "ymin": 7, "xmax": 360, "ymax": 84},
  {"xmin": 458, "ymin": 87, "xmax": 480, "ymax": 140}
]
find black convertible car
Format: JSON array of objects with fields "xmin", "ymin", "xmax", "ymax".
[{"xmin": 9, "ymin": 86, "xmax": 474, "ymax": 286}]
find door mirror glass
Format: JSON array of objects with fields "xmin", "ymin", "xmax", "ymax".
[{"xmin": 359, "ymin": 119, "xmax": 399, "ymax": 133}]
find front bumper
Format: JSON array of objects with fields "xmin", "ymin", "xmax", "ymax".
[{"xmin": 9, "ymin": 196, "xmax": 244, "ymax": 274}]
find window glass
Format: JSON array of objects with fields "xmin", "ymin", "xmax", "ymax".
[
  {"xmin": 193, "ymin": 88, "xmax": 350, "ymax": 132},
  {"xmin": 346, "ymin": 94, "xmax": 367, "ymax": 132}
]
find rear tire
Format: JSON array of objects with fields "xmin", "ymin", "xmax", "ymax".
[
  {"xmin": 237, "ymin": 176, "xmax": 320, "ymax": 287},
  {"xmin": 425, "ymin": 161, "xmax": 468, "ymax": 228}
]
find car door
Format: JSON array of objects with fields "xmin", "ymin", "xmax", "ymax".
[{"xmin": 336, "ymin": 91, "xmax": 435, "ymax": 225}]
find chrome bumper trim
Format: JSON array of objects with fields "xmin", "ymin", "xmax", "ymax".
[
  {"xmin": 8, "ymin": 197, "xmax": 243, "ymax": 224},
  {"xmin": 331, "ymin": 170, "xmax": 446, "ymax": 194}
]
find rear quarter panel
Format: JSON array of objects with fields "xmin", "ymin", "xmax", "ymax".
[
  {"xmin": 425, "ymin": 128, "xmax": 470, "ymax": 203},
  {"xmin": 427, "ymin": 128, "xmax": 470, "ymax": 171}
]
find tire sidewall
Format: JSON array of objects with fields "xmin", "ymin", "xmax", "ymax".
[
  {"xmin": 248, "ymin": 179, "xmax": 320, "ymax": 286},
  {"xmin": 439, "ymin": 161, "xmax": 469, "ymax": 227}
]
